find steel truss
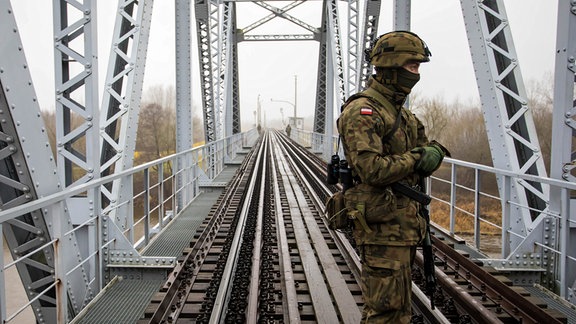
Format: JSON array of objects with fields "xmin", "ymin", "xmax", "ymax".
[
  {"xmin": 100, "ymin": 0, "xmax": 154, "ymax": 228},
  {"xmin": 460, "ymin": 0, "xmax": 557, "ymax": 282},
  {"xmin": 1, "ymin": 1, "xmax": 92, "ymax": 322},
  {"xmin": 2, "ymin": 0, "xmax": 576, "ymax": 322},
  {"xmin": 550, "ymin": 0, "xmax": 576, "ymax": 303}
]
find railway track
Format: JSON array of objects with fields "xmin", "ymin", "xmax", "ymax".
[{"xmin": 138, "ymin": 130, "xmax": 567, "ymax": 324}]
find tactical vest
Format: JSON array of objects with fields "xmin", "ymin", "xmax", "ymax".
[{"xmin": 339, "ymin": 87, "xmax": 426, "ymax": 247}]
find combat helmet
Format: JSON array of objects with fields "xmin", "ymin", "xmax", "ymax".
[{"xmin": 368, "ymin": 31, "xmax": 431, "ymax": 68}]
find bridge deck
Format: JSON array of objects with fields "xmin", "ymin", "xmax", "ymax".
[
  {"xmin": 73, "ymin": 154, "xmax": 246, "ymax": 324},
  {"xmin": 71, "ymin": 148, "xmax": 576, "ymax": 324}
]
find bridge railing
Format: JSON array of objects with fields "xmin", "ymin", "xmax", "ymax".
[
  {"xmin": 291, "ymin": 131, "xmax": 575, "ymax": 301},
  {"xmin": 0, "ymin": 130, "xmax": 257, "ymax": 323}
]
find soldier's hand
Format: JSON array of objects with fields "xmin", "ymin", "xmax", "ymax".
[{"xmin": 412, "ymin": 143, "xmax": 445, "ymax": 175}]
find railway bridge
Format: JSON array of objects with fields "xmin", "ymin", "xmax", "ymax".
[{"xmin": 0, "ymin": 1, "xmax": 575, "ymax": 323}]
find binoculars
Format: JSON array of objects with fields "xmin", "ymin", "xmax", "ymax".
[{"xmin": 326, "ymin": 154, "xmax": 353, "ymax": 191}]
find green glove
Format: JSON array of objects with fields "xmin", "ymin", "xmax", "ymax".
[{"xmin": 412, "ymin": 143, "xmax": 445, "ymax": 175}]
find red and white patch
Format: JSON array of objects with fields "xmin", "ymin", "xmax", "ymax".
[{"xmin": 360, "ymin": 107, "xmax": 373, "ymax": 115}]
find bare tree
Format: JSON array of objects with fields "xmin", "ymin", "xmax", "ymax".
[
  {"xmin": 526, "ymin": 74, "xmax": 553, "ymax": 173},
  {"xmin": 411, "ymin": 94, "xmax": 451, "ymax": 144}
]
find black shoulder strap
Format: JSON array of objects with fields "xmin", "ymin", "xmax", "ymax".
[{"xmin": 382, "ymin": 107, "xmax": 402, "ymax": 144}]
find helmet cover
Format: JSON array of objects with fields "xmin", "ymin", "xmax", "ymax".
[{"xmin": 368, "ymin": 31, "xmax": 431, "ymax": 68}]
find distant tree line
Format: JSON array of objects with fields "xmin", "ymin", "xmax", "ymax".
[
  {"xmin": 410, "ymin": 75, "xmax": 553, "ymax": 194},
  {"xmin": 40, "ymin": 80, "xmax": 553, "ymax": 186}
]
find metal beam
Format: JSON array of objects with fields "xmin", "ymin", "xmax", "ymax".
[
  {"xmin": 550, "ymin": 0, "xmax": 576, "ymax": 303},
  {"xmin": 100, "ymin": 0, "xmax": 154, "ymax": 233},
  {"xmin": 1, "ymin": 1, "xmax": 92, "ymax": 322}
]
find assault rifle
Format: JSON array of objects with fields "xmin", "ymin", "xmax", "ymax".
[{"xmin": 391, "ymin": 182, "xmax": 436, "ymax": 309}]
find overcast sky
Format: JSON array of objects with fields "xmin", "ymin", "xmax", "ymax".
[{"xmin": 9, "ymin": 1, "xmax": 558, "ymax": 128}]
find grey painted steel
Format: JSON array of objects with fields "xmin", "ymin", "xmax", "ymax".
[
  {"xmin": 74, "ymin": 278, "xmax": 163, "ymax": 324},
  {"xmin": 53, "ymin": 0, "xmax": 101, "ymax": 188},
  {"xmin": 195, "ymin": 0, "xmax": 217, "ymax": 143},
  {"xmin": 100, "ymin": 0, "xmax": 154, "ymax": 231},
  {"xmin": 1, "ymin": 2, "xmax": 91, "ymax": 322},
  {"xmin": 52, "ymin": 3, "xmax": 103, "ymax": 320},
  {"xmin": 460, "ymin": 0, "xmax": 552, "ymax": 282},
  {"xmin": 231, "ymin": 7, "xmax": 241, "ymax": 135},
  {"xmin": 211, "ymin": 1, "xmax": 224, "ymax": 142},
  {"xmin": 176, "ymin": 0, "xmax": 193, "ymax": 213},
  {"xmin": 346, "ymin": 0, "xmax": 361, "ymax": 96},
  {"xmin": 222, "ymin": 2, "xmax": 234, "ymax": 139},
  {"xmin": 359, "ymin": 0, "xmax": 382, "ymax": 88},
  {"xmin": 550, "ymin": 0, "xmax": 576, "ymax": 303},
  {"xmin": 393, "ymin": 0, "xmax": 411, "ymax": 30},
  {"xmin": 327, "ymin": 0, "xmax": 346, "ymax": 108},
  {"xmin": 324, "ymin": 0, "xmax": 345, "ymax": 160},
  {"xmin": 313, "ymin": 5, "xmax": 328, "ymax": 136}
]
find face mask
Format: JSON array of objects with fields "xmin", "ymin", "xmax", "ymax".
[{"xmin": 396, "ymin": 68, "xmax": 420, "ymax": 94}]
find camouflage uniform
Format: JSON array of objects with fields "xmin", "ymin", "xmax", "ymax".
[
  {"xmin": 338, "ymin": 76, "xmax": 427, "ymax": 323},
  {"xmin": 337, "ymin": 31, "xmax": 442, "ymax": 324}
]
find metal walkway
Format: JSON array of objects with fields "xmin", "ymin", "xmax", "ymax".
[{"xmin": 73, "ymin": 155, "xmax": 246, "ymax": 324}]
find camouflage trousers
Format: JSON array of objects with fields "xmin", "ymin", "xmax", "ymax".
[{"xmin": 360, "ymin": 244, "xmax": 416, "ymax": 324}]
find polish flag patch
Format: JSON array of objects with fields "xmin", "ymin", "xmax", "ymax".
[{"xmin": 360, "ymin": 107, "xmax": 373, "ymax": 115}]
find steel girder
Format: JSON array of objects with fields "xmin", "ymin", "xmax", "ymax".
[
  {"xmin": 221, "ymin": 2, "xmax": 237, "ymax": 139},
  {"xmin": 393, "ymin": 0, "xmax": 410, "ymax": 30},
  {"xmin": 318, "ymin": 0, "xmax": 346, "ymax": 155},
  {"xmin": 231, "ymin": 16, "xmax": 241, "ymax": 135},
  {"xmin": 346, "ymin": 0, "xmax": 361, "ymax": 96},
  {"xmin": 176, "ymin": 0, "xmax": 193, "ymax": 213},
  {"xmin": 53, "ymin": 0, "xmax": 101, "ymax": 188},
  {"xmin": 317, "ymin": 0, "xmax": 381, "ymax": 152},
  {"xmin": 313, "ymin": 3, "xmax": 328, "ymax": 136},
  {"xmin": 1, "ymin": 1, "xmax": 92, "ymax": 322},
  {"xmin": 195, "ymin": 1, "xmax": 218, "ymax": 144},
  {"xmin": 359, "ymin": 0, "xmax": 382, "ymax": 89},
  {"xmin": 100, "ymin": 0, "xmax": 154, "ymax": 228},
  {"xmin": 460, "ymin": 0, "xmax": 552, "ymax": 286},
  {"xmin": 550, "ymin": 0, "xmax": 576, "ymax": 303}
]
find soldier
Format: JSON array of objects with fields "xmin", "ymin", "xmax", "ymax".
[{"xmin": 337, "ymin": 31, "xmax": 449, "ymax": 323}]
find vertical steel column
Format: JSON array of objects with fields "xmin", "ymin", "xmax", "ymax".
[
  {"xmin": 459, "ymin": 0, "xmax": 549, "ymax": 253},
  {"xmin": 313, "ymin": 1, "xmax": 328, "ymax": 136},
  {"xmin": 176, "ymin": 0, "xmax": 192, "ymax": 212},
  {"xmin": 195, "ymin": 0, "xmax": 217, "ymax": 144},
  {"xmin": 210, "ymin": 0, "xmax": 223, "ymax": 142},
  {"xmin": 222, "ymin": 2, "xmax": 235, "ymax": 139},
  {"xmin": 100, "ymin": 0, "xmax": 154, "ymax": 227},
  {"xmin": 322, "ymin": 0, "xmax": 346, "ymax": 161},
  {"xmin": 1, "ymin": 1, "xmax": 92, "ymax": 322},
  {"xmin": 359, "ymin": 0, "xmax": 382, "ymax": 88},
  {"xmin": 53, "ymin": 0, "xmax": 100, "ymax": 187},
  {"xmin": 550, "ymin": 0, "xmax": 576, "ymax": 302},
  {"xmin": 393, "ymin": 0, "xmax": 411, "ymax": 30},
  {"xmin": 230, "ymin": 4, "xmax": 241, "ymax": 135},
  {"xmin": 346, "ymin": 0, "xmax": 361, "ymax": 97}
]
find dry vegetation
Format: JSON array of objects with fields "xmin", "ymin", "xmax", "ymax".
[{"xmin": 409, "ymin": 77, "xmax": 553, "ymax": 236}]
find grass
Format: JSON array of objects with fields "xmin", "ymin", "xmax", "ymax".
[{"xmin": 429, "ymin": 193, "xmax": 502, "ymax": 235}]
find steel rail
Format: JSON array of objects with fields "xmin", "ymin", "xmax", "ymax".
[
  {"xmin": 272, "ymin": 131, "xmax": 362, "ymax": 323},
  {"xmin": 273, "ymin": 136, "xmax": 340, "ymax": 321},
  {"xmin": 431, "ymin": 235, "xmax": 563, "ymax": 324},
  {"xmin": 143, "ymin": 142, "xmax": 258, "ymax": 323},
  {"xmin": 210, "ymin": 136, "xmax": 267, "ymax": 323},
  {"xmin": 269, "ymin": 139, "xmax": 301, "ymax": 322}
]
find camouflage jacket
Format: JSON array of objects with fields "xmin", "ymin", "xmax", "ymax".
[{"xmin": 337, "ymin": 76, "xmax": 428, "ymax": 246}]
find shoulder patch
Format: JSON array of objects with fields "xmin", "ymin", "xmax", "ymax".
[{"xmin": 360, "ymin": 107, "xmax": 373, "ymax": 115}]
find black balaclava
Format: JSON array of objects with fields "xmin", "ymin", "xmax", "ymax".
[{"xmin": 375, "ymin": 67, "xmax": 420, "ymax": 105}]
